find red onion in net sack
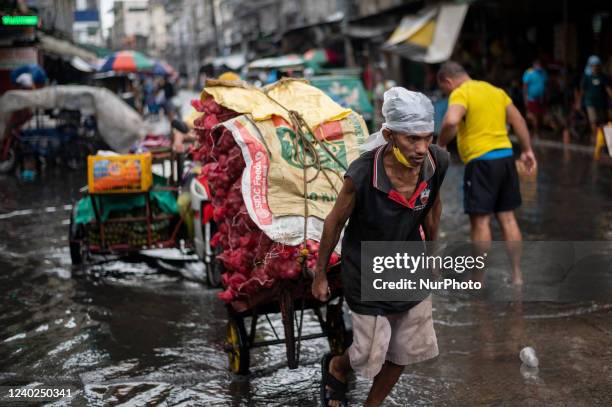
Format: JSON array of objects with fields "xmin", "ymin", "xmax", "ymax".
[{"xmin": 192, "ymin": 97, "xmax": 338, "ymax": 303}]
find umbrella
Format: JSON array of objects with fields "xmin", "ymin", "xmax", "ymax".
[
  {"xmin": 152, "ymin": 60, "xmax": 177, "ymax": 76},
  {"xmin": 99, "ymin": 50, "xmax": 155, "ymax": 73},
  {"xmin": 10, "ymin": 64, "xmax": 47, "ymax": 85}
]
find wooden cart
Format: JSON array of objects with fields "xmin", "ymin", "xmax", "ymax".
[
  {"xmin": 69, "ymin": 149, "xmax": 188, "ymax": 263},
  {"xmin": 225, "ymin": 266, "xmax": 350, "ymax": 374}
]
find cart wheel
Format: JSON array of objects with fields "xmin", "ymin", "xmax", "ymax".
[
  {"xmin": 69, "ymin": 205, "xmax": 86, "ymax": 265},
  {"xmin": 326, "ymin": 300, "xmax": 349, "ymax": 355},
  {"xmin": 207, "ymin": 245, "xmax": 224, "ymax": 288},
  {"xmin": 225, "ymin": 315, "xmax": 250, "ymax": 375},
  {"xmin": 279, "ymin": 288, "xmax": 297, "ymax": 369}
]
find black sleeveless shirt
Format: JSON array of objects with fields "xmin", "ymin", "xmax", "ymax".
[{"xmin": 341, "ymin": 144, "xmax": 449, "ymax": 315}]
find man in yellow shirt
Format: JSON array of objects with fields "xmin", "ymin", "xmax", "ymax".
[{"xmin": 437, "ymin": 62, "xmax": 536, "ymax": 282}]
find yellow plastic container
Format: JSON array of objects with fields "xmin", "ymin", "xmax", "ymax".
[{"xmin": 87, "ymin": 153, "xmax": 153, "ymax": 194}]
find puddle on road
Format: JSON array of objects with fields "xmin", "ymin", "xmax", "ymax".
[{"xmin": 1, "ymin": 148, "xmax": 611, "ymax": 405}]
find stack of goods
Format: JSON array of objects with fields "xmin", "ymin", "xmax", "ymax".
[
  {"xmin": 87, "ymin": 153, "xmax": 152, "ymax": 193},
  {"xmin": 86, "ymin": 205, "xmax": 171, "ymax": 247},
  {"xmin": 191, "ymin": 96, "xmax": 339, "ymax": 303}
]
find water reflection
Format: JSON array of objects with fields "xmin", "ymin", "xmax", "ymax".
[{"xmin": 0, "ymin": 146, "xmax": 611, "ymax": 406}]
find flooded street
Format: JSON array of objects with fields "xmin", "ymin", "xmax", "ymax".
[{"xmin": 1, "ymin": 145, "xmax": 612, "ymax": 406}]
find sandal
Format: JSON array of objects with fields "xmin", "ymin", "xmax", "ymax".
[{"xmin": 320, "ymin": 353, "xmax": 348, "ymax": 406}]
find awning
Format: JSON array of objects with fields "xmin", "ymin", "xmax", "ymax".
[
  {"xmin": 203, "ymin": 54, "xmax": 247, "ymax": 70},
  {"xmin": 345, "ymin": 24, "xmax": 394, "ymax": 39},
  {"xmin": 70, "ymin": 56, "xmax": 96, "ymax": 72},
  {"xmin": 382, "ymin": 3, "xmax": 469, "ymax": 64},
  {"xmin": 38, "ymin": 33, "xmax": 97, "ymax": 61},
  {"xmin": 247, "ymin": 54, "xmax": 304, "ymax": 70},
  {"xmin": 281, "ymin": 11, "xmax": 344, "ymax": 36},
  {"xmin": 76, "ymin": 42, "xmax": 112, "ymax": 58},
  {"xmin": 385, "ymin": 8, "xmax": 437, "ymax": 47}
]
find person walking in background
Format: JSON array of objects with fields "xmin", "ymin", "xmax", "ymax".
[
  {"xmin": 13, "ymin": 73, "xmax": 39, "ymax": 182},
  {"xmin": 522, "ymin": 60, "xmax": 548, "ymax": 137},
  {"xmin": 437, "ymin": 61, "xmax": 537, "ymax": 285},
  {"xmin": 144, "ymin": 77, "xmax": 159, "ymax": 117},
  {"xmin": 577, "ymin": 55, "xmax": 612, "ymax": 143}
]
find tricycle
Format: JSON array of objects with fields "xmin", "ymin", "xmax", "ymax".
[
  {"xmin": 0, "ymin": 107, "xmax": 102, "ymax": 175},
  {"xmin": 0, "ymin": 85, "xmax": 145, "ymax": 175}
]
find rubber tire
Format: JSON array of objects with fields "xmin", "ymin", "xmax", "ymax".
[
  {"xmin": 206, "ymin": 245, "xmax": 224, "ymax": 288},
  {"xmin": 226, "ymin": 315, "xmax": 250, "ymax": 375},
  {"xmin": 68, "ymin": 204, "xmax": 85, "ymax": 265},
  {"xmin": 279, "ymin": 288, "xmax": 297, "ymax": 369}
]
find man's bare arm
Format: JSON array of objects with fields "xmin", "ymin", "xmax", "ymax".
[
  {"xmin": 506, "ymin": 103, "xmax": 537, "ymax": 174},
  {"xmin": 314, "ymin": 178, "xmax": 356, "ymax": 277},
  {"xmin": 423, "ymin": 193, "xmax": 442, "ymax": 241},
  {"xmin": 312, "ymin": 177, "xmax": 356, "ymax": 301},
  {"xmin": 438, "ymin": 104, "xmax": 466, "ymax": 148}
]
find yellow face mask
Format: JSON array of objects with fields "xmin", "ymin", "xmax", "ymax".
[{"xmin": 392, "ymin": 143, "xmax": 415, "ymax": 168}]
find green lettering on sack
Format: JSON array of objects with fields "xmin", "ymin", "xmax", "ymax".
[{"xmin": 276, "ymin": 126, "xmax": 347, "ymax": 171}]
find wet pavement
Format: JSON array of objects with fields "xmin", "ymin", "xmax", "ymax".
[{"xmin": 1, "ymin": 145, "xmax": 612, "ymax": 406}]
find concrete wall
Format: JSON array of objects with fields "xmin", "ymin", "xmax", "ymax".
[{"xmin": 31, "ymin": 0, "xmax": 75, "ymax": 39}]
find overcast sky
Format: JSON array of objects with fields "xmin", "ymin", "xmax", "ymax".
[{"xmin": 99, "ymin": 0, "xmax": 114, "ymax": 39}]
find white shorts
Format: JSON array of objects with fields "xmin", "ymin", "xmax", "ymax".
[{"xmin": 347, "ymin": 296, "xmax": 438, "ymax": 378}]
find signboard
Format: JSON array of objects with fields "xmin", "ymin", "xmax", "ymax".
[{"xmin": 1, "ymin": 16, "xmax": 39, "ymax": 26}]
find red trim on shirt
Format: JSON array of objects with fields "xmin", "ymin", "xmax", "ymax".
[
  {"xmin": 408, "ymin": 181, "xmax": 428, "ymax": 209},
  {"xmin": 388, "ymin": 181, "xmax": 430, "ymax": 209},
  {"xmin": 388, "ymin": 189, "xmax": 409, "ymax": 206}
]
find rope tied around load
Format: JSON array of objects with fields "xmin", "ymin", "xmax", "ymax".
[{"xmin": 260, "ymin": 89, "xmax": 346, "ymax": 267}]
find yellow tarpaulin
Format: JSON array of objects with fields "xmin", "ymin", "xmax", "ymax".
[
  {"xmin": 383, "ymin": 4, "xmax": 469, "ymax": 64},
  {"xmin": 407, "ymin": 20, "xmax": 436, "ymax": 48},
  {"xmin": 201, "ymin": 79, "xmax": 352, "ymax": 129},
  {"xmin": 385, "ymin": 8, "xmax": 437, "ymax": 47}
]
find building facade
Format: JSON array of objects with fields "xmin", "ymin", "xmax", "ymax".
[
  {"xmin": 26, "ymin": 0, "xmax": 75, "ymax": 39},
  {"xmin": 110, "ymin": 0, "xmax": 150, "ymax": 51},
  {"xmin": 155, "ymin": 0, "xmax": 610, "ymax": 92},
  {"xmin": 147, "ymin": 1, "xmax": 167, "ymax": 58},
  {"xmin": 73, "ymin": 0, "xmax": 103, "ymax": 46}
]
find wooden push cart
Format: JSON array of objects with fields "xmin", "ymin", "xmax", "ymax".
[{"xmin": 225, "ymin": 265, "xmax": 350, "ymax": 374}]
